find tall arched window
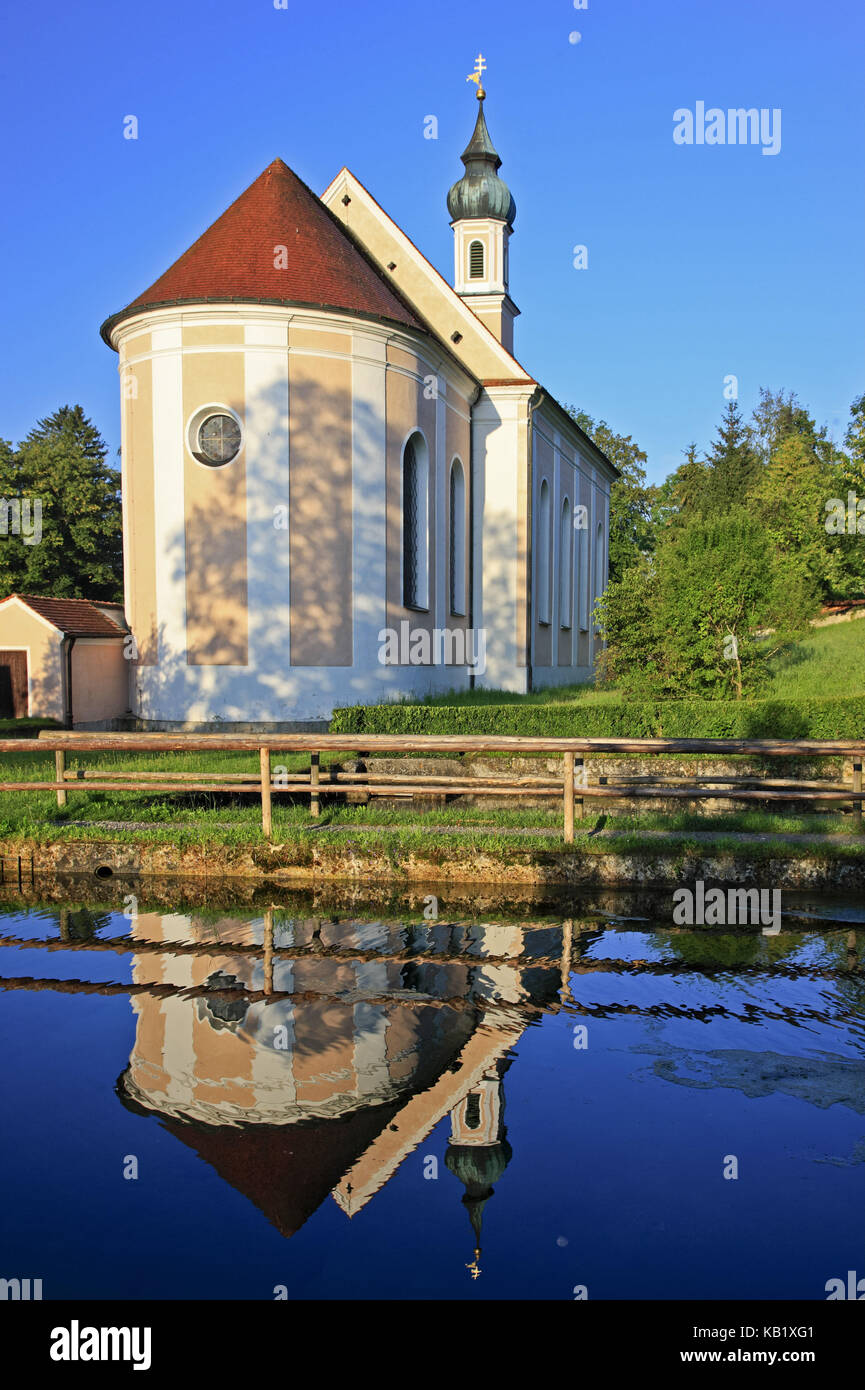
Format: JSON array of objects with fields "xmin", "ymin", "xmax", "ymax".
[
  {"xmin": 594, "ymin": 519, "xmax": 605, "ymax": 630},
  {"xmin": 449, "ymin": 458, "xmax": 466, "ymax": 617},
  {"xmin": 469, "ymin": 239, "xmax": 485, "ymax": 279},
  {"xmin": 537, "ymin": 479, "xmax": 551, "ymax": 623},
  {"xmin": 402, "ymin": 432, "xmax": 429, "ymax": 609},
  {"xmin": 578, "ymin": 505, "xmax": 591, "ymax": 632},
  {"xmin": 559, "ymin": 497, "xmax": 573, "ymax": 629}
]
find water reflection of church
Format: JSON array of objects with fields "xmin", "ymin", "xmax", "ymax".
[{"xmin": 117, "ymin": 911, "xmax": 568, "ymax": 1276}]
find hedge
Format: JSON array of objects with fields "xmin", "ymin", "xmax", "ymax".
[
  {"xmin": 331, "ymin": 696, "xmax": 865, "ymax": 740},
  {"xmin": 0, "ymin": 718, "xmax": 62, "ymax": 739}
]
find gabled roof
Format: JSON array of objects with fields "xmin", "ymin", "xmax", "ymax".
[
  {"xmin": 322, "ymin": 168, "xmax": 619, "ymax": 478},
  {"xmin": 100, "ymin": 158, "xmax": 424, "ymax": 344},
  {"xmin": 323, "ymin": 165, "xmax": 531, "ymax": 385},
  {"xmin": 3, "ymin": 594, "xmax": 126, "ymax": 637}
]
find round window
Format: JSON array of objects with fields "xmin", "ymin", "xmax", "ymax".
[{"xmin": 192, "ymin": 412, "xmax": 241, "ymax": 466}]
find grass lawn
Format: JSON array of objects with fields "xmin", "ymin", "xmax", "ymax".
[
  {"xmin": 389, "ymin": 613, "xmax": 865, "ymax": 707},
  {"xmin": 765, "ymin": 617, "xmax": 865, "ymax": 698}
]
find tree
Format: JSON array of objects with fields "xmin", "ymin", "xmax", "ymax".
[
  {"xmin": 750, "ymin": 390, "xmax": 863, "ymax": 602},
  {"xmin": 658, "ymin": 441, "xmax": 710, "ymax": 525},
  {"xmin": 750, "ymin": 387, "xmax": 834, "ymax": 468},
  {"xmin": 564, "ymin": 407, "xmax": 655, "ymax": 581},
  {"xmin": 701, "ymin": 400, "xmax": 763, "ymax": 512},
  {"xmin": 596, "ymin": 508, "xmax": 815, "ymax": 699},
  {"xmin": 0, "ymin": 406, "xmax": 122, "ymax": 600}
]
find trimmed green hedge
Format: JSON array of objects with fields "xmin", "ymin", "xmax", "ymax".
[
  {"xmin": 0, "ymin": 718, "xmax": 62, "ymax": 738},
  {"xmin": 331, "ymin": 696, "xmax": 865, "ymax": 740}
]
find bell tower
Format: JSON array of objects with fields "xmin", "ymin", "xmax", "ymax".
[{"xmin": 447, "ymin": 56, "xmax": 519, "ymax": 353}]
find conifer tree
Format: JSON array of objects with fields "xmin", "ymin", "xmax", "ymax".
[
  {"xmin": 702, "ymin": 400, "xmax": 762, "ymax": 512},
  {"xmin": 0, "ymin": 405, "xmax": 122, "ymax": 600}
]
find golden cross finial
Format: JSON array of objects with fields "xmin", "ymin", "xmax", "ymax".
[
  {"xmin": 466, "ymin": 53, "xmax": 487, "ymax": 100},
  {"xmin": 465, "ymin": 1248, "xmax": 482, "ymax": 1280}
]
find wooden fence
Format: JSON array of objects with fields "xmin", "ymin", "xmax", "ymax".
[{"xmin": 0, "ymin": 731, "xmax": 861, "ymax": 842}]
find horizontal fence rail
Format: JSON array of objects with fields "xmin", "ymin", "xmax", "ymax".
[{"xmin": 0, "ymin": 732, "xmax": 859, "ymax": 842}]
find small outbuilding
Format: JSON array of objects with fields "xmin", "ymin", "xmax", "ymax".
[{"xmin": 0, "ymin": 594, "xmax": 131, "ymax": 727}]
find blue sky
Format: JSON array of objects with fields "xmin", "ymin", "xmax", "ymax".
[{"xmin": 1, "ymin": 0, "xmax": 862, "ymax": 483}]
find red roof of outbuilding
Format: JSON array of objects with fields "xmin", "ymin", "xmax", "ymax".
[
  {"xmin": 6, "ymin": 594, "xmax": 126, "ymax": 637},
  {"xmin": 101, "ymin": 158, "xmax": 423, "ymax": 341}
]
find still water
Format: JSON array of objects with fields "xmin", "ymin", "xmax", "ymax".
[{"xmin": 0, "ymin": 887, "xmax": 862, "ymax": 1301}]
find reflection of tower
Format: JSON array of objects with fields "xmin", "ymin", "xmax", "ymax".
[
  {"xmin": 445, "ymin": 1062, "xmax": 512, "ymax": 1280},
  {"xmin": 115, "ymin": 909, "xmax": 567, "ymax": 1243}
]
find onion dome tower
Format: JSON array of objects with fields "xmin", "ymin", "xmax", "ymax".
[
  {"xmin": 447, "ymin": 56, "xmax": 519, "ymax": 352},
  {"xmin": 444, "ymin": 1067, "xmax": 513, "ymax": 1279}
]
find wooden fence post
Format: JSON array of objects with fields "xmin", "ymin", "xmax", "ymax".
[
  {"xmin": 55, "ymin": 750, "xmax": 67, "ymax": 808},
  {"xmin": 260, "ymin": 747, "xmax": 272, "ymax": 839},
  {"xmin": 575, "ymin": 757, "xmax": 584, "ymax": 820},
  {"xmin": 263, "ymin": 907, "xmax": 274, "ymax": 995},
  {"xmin": 563, "ymin": 751, "xmax": 575, "ymax": 843},
  {"xmin": 310, "ymin": 751, "xmax": 320, "ymax": 818},
  {"xmin": 854, "ymin": 760, "xmax": 863, "ymax": 828}
]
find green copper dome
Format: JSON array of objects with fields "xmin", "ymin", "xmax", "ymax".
[{"xmin": 447, "ymin": 99, "xmax": 516, "ymax": 227}]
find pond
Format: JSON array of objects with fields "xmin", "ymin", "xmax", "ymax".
[{"xmin": 0, "ymin": 886, "xmax": 862, "ymax": 1301}]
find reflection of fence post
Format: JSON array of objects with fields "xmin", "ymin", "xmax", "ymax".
[
  {"xmin": 260, "ymin": 747, "xmax": 272, "ymax": 839},
  {"xmin": 563, "ymin": 752, "xmax": 575, "ymax": 843},
  {"xmin": 854, "ymin": 760, "xmax": 863, "ymax": 829},
  {"xmin": 263, "ymin": 907, "xmax": 274, "ymax": 995},
  {"xmin": 310, "ymin": 752, "xmax": 320, "ymax": 818},
  {"xmin": 55, "ymin": 750, "xmax": 67, "ymax": 808},
  {"xmin": 560, "ymin": 918, "xmax": 573, "ymax": 1002}
]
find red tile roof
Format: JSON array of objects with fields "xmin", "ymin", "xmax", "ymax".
[
  {"xmin": 101, "ymin": 158, "xmax": 423, "ymax": 340},
  {"xmin": 8, "ymin": 595, "xmax": 126, "ymax": 637}
]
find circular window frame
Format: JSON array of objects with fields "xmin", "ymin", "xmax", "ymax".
[{"xmin": 186, "ymin": 404, "xmax": 244, "ymax": 469}]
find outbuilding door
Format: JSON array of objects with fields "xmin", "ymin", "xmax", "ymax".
[{"xmin": 0, "ymin": 651, "xmax": 29, "ymax": 717}]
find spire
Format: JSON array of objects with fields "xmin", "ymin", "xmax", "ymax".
[
  {"xmin": 445, "ymin": 1135, "xmax": 513, "ymax": 1281},
  {"xmin": 447, "ymin": 61, "xmax": 516, "ymax": 227}
]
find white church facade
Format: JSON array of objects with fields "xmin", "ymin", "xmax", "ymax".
[{"xmin": 99, "ymin": 76, "xmax": 617, "ymax": 727}]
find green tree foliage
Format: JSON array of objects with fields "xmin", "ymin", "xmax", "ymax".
[
  {"xmin": 565, "ymin": 407, "xmax": 654, "ymax": 581},
  {"xmin": 831, "ymin": 393, "xmax": 865, "ymax": 596},
  {"xmin": 751, "ymin": 389, "xmax": 863, "ymax": 601},
  {"xmin": 702, "ymin": 400, "xmax": 763, "ymax": 512},
  {"xmin": 655, "ymin": 441, "xmax": 710, "ymax": 526},
  {"xmin": 597, "ymin": 507, "xmax": 815, "ymax": 699},
  {"xmin": 0, "ymin": 405, "xmax": 122, "ymax": 600}
]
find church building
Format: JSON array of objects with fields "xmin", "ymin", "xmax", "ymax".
[{"xmin": 99, "ymin": 67, "xmax": 617, "ymax": 727}]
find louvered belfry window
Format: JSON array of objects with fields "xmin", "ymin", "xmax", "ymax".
[
  {"xmin": 403, "ymin": 437, "xmax": 420, "ymax": 607},
  {"xmin": 469, "ymin": 240, "xmax": 484, "ymax": 279}
]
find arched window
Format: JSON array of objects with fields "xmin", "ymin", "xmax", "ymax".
[
  {"xmin": 594, "ymin": 519, "xmax": 605, "ymax": 630},
  {"xmin": 402, "ymin": 432, "xmax": 429, "ymax": 609},
  {"xmin": 464, "ymin": 1091, "xmax": 482, "ymax": 1130},
  {"xmin": 537, "ymin": 479, "xmax": 551, "ymax": 624},
  {"xmin": 449, "ymin": 458, "xmax": 466, "ymax": 617},
  {"xmin": 469, "ymin": 239, "xmax": 484, "ymax": 279},
  {"xmin": 579, "ymin": 505, "xmax": 591, "ymax": 632},
  {"xmin": 559, "ymin": 497, "xmax": 573, "ymax": 628}
]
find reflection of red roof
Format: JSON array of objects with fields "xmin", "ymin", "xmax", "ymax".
[
  {"xmin": 7, "ymin": 594, "xmax": 125, "ymax": 637},
  {"xmin": 163, "ymin": 1104, "xmax": 401, "ymax": 1239},
  {"xmin": 101, "ymin": 158, "xmax": 423, "ymax": 340}
]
